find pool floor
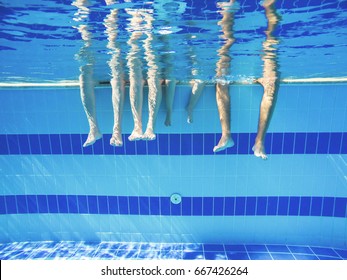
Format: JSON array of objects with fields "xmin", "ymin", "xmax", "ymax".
[{"xmin": 0, "ymin": 242, "xmax": 346, "ymax": 260}]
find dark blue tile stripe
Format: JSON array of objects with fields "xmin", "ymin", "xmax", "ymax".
[
  {"xmin": 0, "ymin": 195, "xmax": 346, "ymax": 218},
  {"xmin": 0, "ymin": 132, "xmax": 346, "ymax": 155}
]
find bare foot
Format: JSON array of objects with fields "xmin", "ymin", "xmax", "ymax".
[
  {"xmin": 186, "ymin": 106, "xmax": 193, "ymax": 124},
  {"xmin": 165, "ymin": 112, "xmax": 172, "ymax": 126},
  {"xmin": 213, "ymin": 135, "xmax": 235, "ymax": 153},
  {"xmin": 128, "ymin": 129, "xmax": 143, "ymax": 141},
  {"xmin": 83, "ymin": 131, "xmax": 102, "ymax": 147},
  {"xmin": 252, "ymin": 141, "xmax": 268, "ymax": 160},
  {"xmin": 143, "ymin": 128, "xmax": 156, "ymax": 141},
  {"xmin": 110, "ymin": 131, "xmax": 123, "ymax": 147}
]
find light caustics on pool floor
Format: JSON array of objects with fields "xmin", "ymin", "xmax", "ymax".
[{"xmin": 0, "ymin": 241, "xmax": 346, "ymax": 260}]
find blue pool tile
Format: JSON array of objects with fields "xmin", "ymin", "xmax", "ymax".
[
  {"xmin": 47, "ymin": 195, "xmax": 59, "ymax": 213},
  {"xmin": 311, "ymin": 197, "xmax": 323, "ymax": 216},
  {"xmin": 267, "ymin": 197, "xmax": 278, "ymax": 215},
  {"xmin": 71, "ymin": 134, "xmax": 83, "ymax": 154},
  {"xmin": 226, "ymin": 252, "xmax": 250, "ymax": 260},
  {"xmin": 322, "ymin": 197, "xmax": 334, "ymax": 217},
  {"xmin": 158, "ymin": 134, "xmax": 169, "ymax": 155},
  {"xmin": 169, "ymin": 134, "xmax": 180, "ymax": 155},
  {"xmin": 0, "ymin": 196, "xmax": 6, "ymax": 214},
  {"xmin": 18, "ymin": 135, "xmax": 30, "ymax": 154},
  {"xmin": 16, "ymin": 195, "xmax": 28, "ymax": 214},
  {"xmin": 87, "ymin": 196, "xmax": 98, "ymax": 214},
  {"xmin": 57, "ymin": 195, "xmax": 69, "ymax": 213},
  {"xmin": 114, "ymin": 136, "xmax": 126, "ymax": 155},
  {"xmin": 92, "ymin": 138, "xmax": 104, "ymax": 155},
  {"xmin": 193, "ymin": 197, "xmax": 203, "ymax": 216},
  {"xmin": 334, "ymin": 198, "xmax": 346, "ymax": 217},
  {"xmin": 204, "ymin": 134, "xmax": 215, "ymax": 155},
  {"xmin": 103, "ymin": 135, "xmax": 115, "ymax": 155},
  {"xmin": 224, "ymin": 197, "xmax": 235, "ymax": 215},
  {"xmin": 237, "ymin": 133, "xmax": 250, "ymax": 154},
  {"xmin": 294, "ymin": 133, "xmax": 306, "ymax": 154},
  {"xmin": 246, "ymin": 245, "xmax": 268, "ymax": 252},
  {"xmin": 37, "ymin": 195, "xmax": 49, "ymax": 213},
  {"xmin": 204, "ymin": 244, "xmax": 224, "ymax": 251},
  {"xmin": 119, "ymin": 196, "xmax": 130, "ymax": 214},
  {"xmin": 329, "ymin": 132, "xmax": 342, "ymax": 154},
  {"xmin": 7, "ymin": 134, "xmax": 20, "ymax": 154},
  {"xmin": 305, "ymin": 133, "xmax": 318, "ymax": 154},
  {"xmin": 264, "ymin": 133, "xmax": 272, "ymax": 155},
  {"xmin": 310, "ymin": 247, "xmax": 339, "ymax": 258},
  {"xmin": 97, "ymin": 196, "xmax": 108, "ymax": 214},
  {"xmin": 204, "ymin": 251, "xmax": 227, "ymax": 260},
  {"xmin": 160, "ymin": 197, "xmax": 170, "ymax": 215},
  {"xmin": 67, "ymin": 195, "xmax": 78, "ymax": 214},
  {"xmin": 318, "ymin": 256, "xmax": 341, "ymax": 260},
  {"xmin": 271, "ymin": 133, "xmax": 283, "ymax": 154},
  {"xmin": 266, "ymin": 245, "xmax": 290, "ymax": 253},
  {"xmin": 283, "ymin": 133, "xmax": 295, "ymax": 154},
  {"xmin": 299, "ymin": 197, "xmax": 311, "ymax": 216},
  {"xmin": 213, "ymin": 197, "xmax": 224, "ymax": 215},
  {"xmin": 181, "ymin": 134, "xmax": 192, "ymax": 155},
  {"xmin": 29, "ymin": 134, "xmax": 41, "ymax": 154},
  {"xmin": 27, "ymin": 195, "xmax": 38, "ymax": 213},
  {"xmin": 182, "ymin": 197, "xmax": 192, "ymax": 216},
  {"xmin": 225, "ymin": 245, "xmax": 246, "ymax": 252},
  {"xmin": 246, "ymin": 196, "xmax": 256, "ymax": 215},
  {"xmin": 256, "ymin": 197, "xmax": 267, "ymax": 215},
  {"xmin": 335, "ymin": 249, "xmax": 347, "ymax": 259},
  {"xmin": 294, "ymin": 254, "xmax": 319, "ymax": 260},
  {"xmin": 193, "ymin": 134, "xmax": 203, "ymax": 155},
  {"xmin": 139, "ymin": 196, "xmax": 149, "ymax": 215},
  {"xmin": 271, "ymin": 253, "xmax": 295, "ymax": 260},
  {"xmin": 77, "ymin": 195, "xmax": 88, "ymax": 214},
  {"xmin": 150, "ymin": 197, "xmax": 160, "ymax": 215},
  {"xmin": 289, "ymin": 196, "xmax": 300, "ymax": 216},
  {"xmin": 278, "ymin": 197, "xmax": 289, "ymax": 215},
  {"xmin": 0, "ymin": 135, "xmax": 9, "ymax": 154},
  {"xmin": 39, "ymin": 134, "xmax": 51, "ymax": 154},
  {"xmin": 108, "ymin": 196, "xmax": 119, "ymax": 214},
  {"xmin": 235, "ymin": 197, "xmax": 246, "ymax": 215},
  {"xmin": 129, "ymin": 196, "xmax": 139, "ymax": 215},
  {"xmin": 341, "ymin": 133, "xmax": 347, "ymax": 154},
  {"xmin": 147, "ymin": 137, "xmax": 158, "ymax": 155},
  {"xmin": 136, "ymin": 140, "xmax": 147, "ymax": 155},
  {"xmin": 124, "ymin": 137, "xmax": 136, "ymax": 155},
  {"xmin": 60, "ymin": 134, "xmax": 72, "ymax": 154},
  {"xmin": 182, "ymin": 251, "xmax": 204, "ymax": 260},
  {"xmin": 203, "ymin": 197, "xmax": 213, "ymax": 215},
  {"xmin": 317, "ymin": 133, "xmax": 330, "ymax": 154},
  {"xmin": 171, "ymin": 202, "xmax": 181, "ymax": 216},
  {"xmin": 49, "ymin": 134, "xmax": 62, "ymax": 154},
  {"xmin": 288, "ymin": 246, "xmax": 314, "ymax": 255},
  {"xmin": 249, "ymin": 252, "xmax": 272, "ymax": 260}
]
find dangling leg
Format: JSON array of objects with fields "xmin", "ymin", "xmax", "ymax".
[
  {"xmin": 252, "ymin": 78, "xmax": 276, "ymax": 159},
  {"xmin": 164, "ymin": 78, "xmax": 177, "ymax": 126},
  {"xmin": 110, "ymin": 77, "xmax": 125, "ymax": 146},
  {"xmin": 143, "ymin": 77, "xmax": 162, "ymax": 140},
  {"xmin": 186, "ymin": 79, "xmax": 205, "ymax": 124},
  {"xmin": 213, "ymin": 82, "xmax": 234, "ymax": 152},
  {"xmin": 79, "ymin": 64, "xmax": 102, "ymax": 147}
]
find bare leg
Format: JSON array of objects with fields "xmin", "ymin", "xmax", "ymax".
[
  {"xmin": 186, "ymin": 79, "xmax": 205, "ymax": 124},
  {"xmin": 252, "ymin": 0, "xmax": 280, "ymax": 159},
  {"xmin": 143, "ymin": 77, "xmax": 162, "ymax": 140},
  {"xmin": 79, "ymin": 64, "xmax": 102, "ymax": 147},
  {"xmin": 213, "ymin": 83, "xmax": 234, "ymax": 152},
  {"xmin": 164, "ymin": 78, "xmax": 177, "ymax": 126},
  {"xmin": 110, "ymin": 77, "xmax": 125, "ymax": 146}
]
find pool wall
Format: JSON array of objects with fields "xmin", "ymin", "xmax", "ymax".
[{"xmin": 0, "ymin": 83, "xmax": 346, "ymax": 248}]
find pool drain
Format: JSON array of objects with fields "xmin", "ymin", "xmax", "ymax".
[{"xmin": 170, "ymin": 193, "xmax": 182, "ymax": 204}]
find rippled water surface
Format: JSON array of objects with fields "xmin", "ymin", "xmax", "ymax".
[{"xmin": 1, "ymin": 0, "xmax": 347, "ymax": 83}]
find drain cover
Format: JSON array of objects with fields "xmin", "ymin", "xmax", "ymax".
[{"xmin": 170, "ymin": 193, "xmax": 182, "ymax": 204}]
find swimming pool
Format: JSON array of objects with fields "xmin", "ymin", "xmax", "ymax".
[{"xmin": 0, "ymin": 0, "xmax": 347, "ymax": 260}]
